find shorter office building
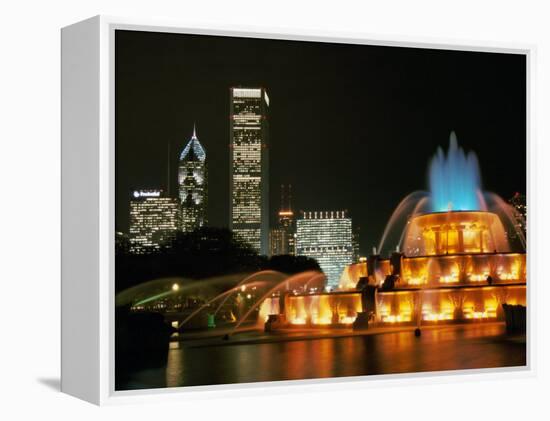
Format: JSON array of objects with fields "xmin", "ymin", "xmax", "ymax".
[
  {"xmin": 129, "ymin": 190, "xmax": 180, "ymax": 253},
  {"xmin": 296, "ymin": 211, "xmax": 353, "ymax": 289}
]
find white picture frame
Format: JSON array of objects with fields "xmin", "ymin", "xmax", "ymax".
[{"xmin": 61, "ymin": 15, "xmax": 535, "ymax": 405}]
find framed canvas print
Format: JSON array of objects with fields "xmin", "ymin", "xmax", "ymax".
[{"xmin": 61, "ymin": 16, "xmax": 533, "ymax": 405}]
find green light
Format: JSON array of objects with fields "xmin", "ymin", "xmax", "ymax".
[
  {"xmin": 207, "ymin": 314, "xmax": 216, "ymax": 328},
  {"xmin": 134, "ymin": 290, "xmax": 173, "ymax": 306}
]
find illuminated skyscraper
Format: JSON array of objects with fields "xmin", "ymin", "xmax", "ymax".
[
  {"xmin": 229, "ymin": 87, "xmax": 270, "ymax": 254},
  {"xmin": 296, "ymin": 211, "xmax": 353, "ymax": 289},
  {"xmin": 269, "ymin": 184, "xmax": 296, "ymax": 256},
  {"xmin": 129, "ymin": 190, "xmax": 180, "ymax": 253},
  {"xmin": 178, "ymin": 125, "xmax": 207, "ymax": 232}
]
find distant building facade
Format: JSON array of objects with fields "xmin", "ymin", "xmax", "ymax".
[
  {"xmin": 296, "ymin": 211, "xmax": 353, "ymax": 289},
  {"xmin": 508, "ymin": 192, "xmax": 527, "ymax": 241},
  {"xmin": 129, "ymin": 190, "xmax": 180, "ymax": 253},
  {"xmin": 115, "ymin": 231, "xmax": 131, "ymax": 254},
  {"xmin": 269, "ymin": 184, "xmax": 296, "ymax": 256},
  {"xmin": 352, "ymin": 225, "xmax": 361, "ymax": 263},
  {"xmin": 178, "ymin": 126, "xmax": 207, "ymax": 232},
  {"xmin": 229, "ymin": 87, "xmax": 270, "ymax": 254},
  {"xmin": 269, "ymin": 228, "xmax": 287, "ymax": 256}
]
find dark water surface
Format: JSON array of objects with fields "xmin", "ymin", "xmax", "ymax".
[{"xmin": 117, "ymin": 324, "xmax": 526, "ymax": 390}]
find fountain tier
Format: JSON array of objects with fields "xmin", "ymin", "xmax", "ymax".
[{"xmin": 403, "ymin": 210, "xmax": 510, "ymax": 257}]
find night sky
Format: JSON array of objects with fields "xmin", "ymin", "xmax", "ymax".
[{"xmin": 115, "ymin": 30, "xmax": 526, "ymax": 257}]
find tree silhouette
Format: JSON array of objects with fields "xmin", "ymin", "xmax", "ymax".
[{"xmin": 115, "ymin": 227, "xmax": 321, "ymax": 293}]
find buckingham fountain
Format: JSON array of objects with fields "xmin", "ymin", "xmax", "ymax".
[
  {"xmin": 118, "ymin": 132, "xmax": 527, "ymax": 337},
  {"xmin": 261, "ymin": 132, "xmax": 526, "ymax": 331}
]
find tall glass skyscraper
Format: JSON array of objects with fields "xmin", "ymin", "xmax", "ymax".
[
  {"xmin": 129, "ymin": 190, "xmax": 180, "ymax": 253},
  {"xmin": 229, "ymin": 87, "xmax": 270, "ymax": 254},
  {"xmin": 296, "ymin": 211, "xmax": 353, "ymax": 289},
  {"xmin": 178, "ymin": 125, "xmax": 207, "ymax": 232}
]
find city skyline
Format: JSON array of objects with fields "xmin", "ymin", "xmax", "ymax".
[
  {"xmin": 113, "ymin": 28, "xmax": 527, "ymax": 393},
  {"xmin": 115, "ymin": 30, "xmax": 526, "ymax": 257}
]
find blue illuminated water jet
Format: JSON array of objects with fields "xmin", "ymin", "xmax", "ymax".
[{"xmin": 429, "ymin": 132, "xmax": 481, "ymax": 212}]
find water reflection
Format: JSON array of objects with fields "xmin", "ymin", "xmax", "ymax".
[{"xmin": 117, "ymin": 324, "xmax": 525, "ymax": 390}]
